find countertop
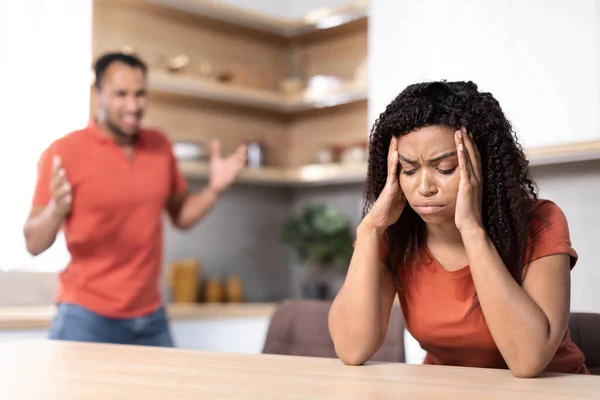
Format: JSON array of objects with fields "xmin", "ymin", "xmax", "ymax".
[
  {"xmin": 0, "ymin": 302, "xmax": 277, "ymax": 330},
  {"xmin": 1, "ymin": 340, "xmax": 599, "ymax": 399}
]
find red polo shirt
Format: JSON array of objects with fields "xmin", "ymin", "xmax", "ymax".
[{"xmin": 32, "ymin": 120, "xmax": 188, "ymax": 318}]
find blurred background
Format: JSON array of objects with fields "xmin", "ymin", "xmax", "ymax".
[{"xmin": 0, "ymin": 0, "xmax": 599, "ymax": 359}]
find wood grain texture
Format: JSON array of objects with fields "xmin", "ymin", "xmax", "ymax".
[
  {"xmin": 92, "ymin": 0, "xmax": 369, "ymax": 168},
  {"xmin": 287, "ymin": 101, "xmax": 369, "ymax": 166},
  {"xmin": 144, "ymin": 93, "xmax": 290, "ymax": 166},
  {"xmin": 129, "ymin": 0, "xmax": 368, "ymax": 38},
  {"xmin": 1, "ymin": 340, "xmax": 599, "ymax": 399},
  {"xmin": 296, "ymin": 21, "xmax": 368, "ymax": 82},
  {"xmin": 179, "ymin": 160, "xmax": 368, "ymax": 186},
  {"xmin": 93, "ymin": 0, "xmax": 288, "ymax": 89}
]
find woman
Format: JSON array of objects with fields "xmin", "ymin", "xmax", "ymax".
[{"xmin": 328, "ymin": 81, "xmax": 589, "ymax": 377}]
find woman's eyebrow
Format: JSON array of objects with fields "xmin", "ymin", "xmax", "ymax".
[{"xmin": 428, "ymin": 151, "xmax": 457, "ymax": 164}]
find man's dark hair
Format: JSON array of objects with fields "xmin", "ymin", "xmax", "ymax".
[{"xmin": 94, "ymin": 52, "xmax": 147, "ymax": 89}]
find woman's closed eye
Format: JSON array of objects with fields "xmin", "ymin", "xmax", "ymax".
[
  {"xmin": 401, "ymin": 166, "xmax": 457, "ymax": 176},
  {"xmin": 438, "ymin": 166, "xmax": 457, "ymax": 175}
]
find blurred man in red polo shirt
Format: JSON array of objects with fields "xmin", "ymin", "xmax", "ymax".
[{"xmin": 23, "ymin": 52, "xmax": 246, "ymax": 346}]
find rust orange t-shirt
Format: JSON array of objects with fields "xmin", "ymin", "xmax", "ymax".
[
  {"xmin": 388, "ymin": 199, "xmax": 589, "ymax": 374},
  {"xmin": 32, "ymin": 120, "xmax": 188, "ymax": 318}
]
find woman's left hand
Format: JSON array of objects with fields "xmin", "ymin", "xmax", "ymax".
[{"xmin": 454, "ymin": 127, "xmax": 484, "ymax": 233}]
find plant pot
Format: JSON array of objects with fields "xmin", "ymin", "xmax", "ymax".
[{"xmin": 298, "ymin": 260, "xmax": 330, "ymax": 299}]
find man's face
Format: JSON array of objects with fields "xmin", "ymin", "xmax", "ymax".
[{"xmin": 95, "ymin": 61, "xmax": 147, "ymax": 137}]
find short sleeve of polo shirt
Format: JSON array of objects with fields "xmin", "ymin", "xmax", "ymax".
[{"xmin": 32, "ymin": 143, "xmax": 58, "ymax": 207}]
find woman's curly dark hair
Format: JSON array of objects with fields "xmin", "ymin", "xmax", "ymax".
[{"xmin": 363, "ymin": 81, "xmax": 538, "ymax": 287}]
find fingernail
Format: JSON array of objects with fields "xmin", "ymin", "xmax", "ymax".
[{"xmin": 457, "ymin": 130, "xmax": 462, "ymax": 139}]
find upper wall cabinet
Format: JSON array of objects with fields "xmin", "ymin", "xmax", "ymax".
[
  {"xmin": 93, "ymin": 0, "xmax": 370, "ymax": 185},
  {"xmin": 144, "ymin": 0, "xmax": 368, "ymax": 38},
  {"xmin": 369, "ymin": 0, "xmax": 600, "ymax": 166}
]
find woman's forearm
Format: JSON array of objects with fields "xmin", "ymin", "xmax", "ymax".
[
  {"xmin": 461, "ymin": 227, "xmax": 564, "ymax": 377},
  {"xmin": 329, "ymin": 223, "xmax": 396, "ymax": 365}
]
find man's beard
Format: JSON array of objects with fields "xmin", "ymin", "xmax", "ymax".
[{"xmin": 106, "ymin": 117, "xmax": 139, "ymax": 142}]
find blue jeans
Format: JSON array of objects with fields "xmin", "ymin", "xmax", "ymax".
[{"xmin": 48, "ymin": 303, "xmax": 174, "ymax": 347}]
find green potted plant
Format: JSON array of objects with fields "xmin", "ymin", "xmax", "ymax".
[{"xmin": 280, "ymin": 204, "xmax": 354, "ymax": 299}]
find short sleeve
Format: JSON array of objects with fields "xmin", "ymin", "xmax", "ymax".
[
  {"xmin": 32, "ymin": 144, "xmax": 57, "ymax": 207},
  {"xmin": 525, "ymin": 200, "xmax": 578, "ymax": 269}
]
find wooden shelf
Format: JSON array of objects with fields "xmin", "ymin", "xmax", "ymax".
[
  {"xmin": 178, "ymin": 141, "xmax": 600, "ymax": 187},
  {"xmin": 149, "ymin": 71, "xmax": 367, "ymax": 113},
  {"xmin": 527, "ymin": 140, "xmax": 600, "ymax": 167},
  {"xmin": 179, "ymin": 161, "xmax": 367, "ymax": 186},
  {"xmin": 142, "ymin": 0, "xmax": 368, "ymax": 38}
]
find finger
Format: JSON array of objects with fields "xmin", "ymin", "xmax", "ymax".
[
  {"xmin": 387, "ymin": 150, "xmax": 399, "ymax": 186},
  {"xmin": 387, "ymin": 136, "xmax": 397, "ymax": 177},
  {"xmin": 56, "ymin": 182, "xmax": 71, "ymax": 197},
  {"xmin": 53, "ymin": 155, "xmax": 62, "ymax": 171},
  {"xmin": 235, "ymin": 156, "xmax": 246, "ymax": 169},
  {"xmin": 458, "ymin": 128, "xmax": 474, "ymax": 177},
  {"xmin": 467, "ymin": 128, "xmax": 482, "ymax": 181},
  {"xmin": 56, "ymin": 192, "xmax": 72, "ymax": 209},
  {"xmin": 461, "ymin": 127, "xmax": 481, "ymax": 182},
  {"xmin": 50, "ymin": 173, "xmax": 66, "ymax": 193},
  {"xmin": 455, "ymin": 130, "xmax": 470, "ymax": 182},
  {"xmin": 56, "ymin": 189, "xmax": 72, "ymax": 204},
  {"xmin": 51, "ymin": 166, "xmax": 69, "ymax": 184},
  {"xmin": 237, "ymin": 145, "xmax": 248, "ymax": 161}
]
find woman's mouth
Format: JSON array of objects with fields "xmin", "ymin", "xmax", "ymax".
[{"xmin": 413, "ymin": 204, "xmax": 446, "ymax": 215}]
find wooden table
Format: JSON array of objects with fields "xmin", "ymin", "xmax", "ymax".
[{"xmin": 1, "ymin": 341, "xmax": 598, "ymax": 399}]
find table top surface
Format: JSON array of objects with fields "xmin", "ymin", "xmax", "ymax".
[{"xmin": 1, "ymin": 340, "xmax": 599, "ymax": 399}]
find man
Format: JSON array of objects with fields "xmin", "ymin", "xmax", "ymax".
[{"xmin": 23, "ymin": 52, "xmax": 246, "ymax": 346}]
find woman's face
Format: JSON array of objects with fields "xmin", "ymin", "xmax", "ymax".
[{"xmin": 396, "ymin": 125, "xmax": 460, "ymax": 226}]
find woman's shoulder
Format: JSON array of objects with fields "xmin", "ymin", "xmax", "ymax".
[
  {"xmin": 526, "ymin": 199, "xmax": 577, "ymax": 268},
  {"xmin": 528, "ymin": 199, "xmax": 570, "ymax": 233}
]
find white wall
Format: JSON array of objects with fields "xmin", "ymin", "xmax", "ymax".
[
  {"xmin": 0, "ymin": 0, "xmax": 92, "ymax": 272},
  {"xmin": 369, "ymin": 0, "xmax": 599, "ymax": 150},
  {"xmin": 215, "ymin": 0, "xmax": 352, "ymax": 19},
  {"xmin": 369, "ymin": 0, "xmax": 600, "ymax": 314},
  {"xmin": 532, "ymin": 161, "xmax": 600, "ymax": 313}
]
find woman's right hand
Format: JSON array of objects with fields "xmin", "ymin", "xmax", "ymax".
[{"xmin": 362, "ymin": 136, "xmax": 406, "ymax": 233}]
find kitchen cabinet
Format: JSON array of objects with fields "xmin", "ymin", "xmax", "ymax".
[
  {"xmin": 0, "ymin": 304, "xmax": 273, "ymax": 354},
  {"xmin": 93, "ymin": 0, "xmax": 370, "ymax": 185},
  {"xmin": 0, "ymin": 318, "xmax": 269, "ymax": 353}
]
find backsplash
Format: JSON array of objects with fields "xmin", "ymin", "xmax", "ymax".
[{"xmin": 163, "ymin": 180, "xmax": 366, "ymax": 302}]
